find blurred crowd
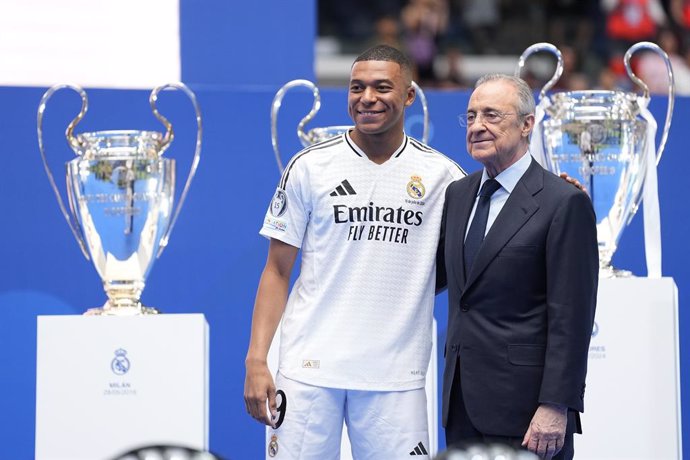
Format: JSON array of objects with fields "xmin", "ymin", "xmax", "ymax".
[{"xmin": 319, "ymin": 0, "xmax": 690, "ymax": 94}]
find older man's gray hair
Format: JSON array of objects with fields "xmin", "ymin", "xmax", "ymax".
[{"xmin": 475, "ymin": 74, "xmax": 536, "ymax": 119}]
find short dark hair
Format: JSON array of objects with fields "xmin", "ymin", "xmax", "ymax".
[{"xmin": 353, "ymin": 45, "xmax": 413, "ymax": 82}]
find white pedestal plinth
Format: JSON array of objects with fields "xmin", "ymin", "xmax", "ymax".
[
  {"xmin": 265, "ymin": 320, "xmax": 438, "ymax": 459},
  {"xmin": 35, "ymin": 314, "xmax": 209, "ymax": 460},
  {"xmin": 576, "ymin": 277, "xmax": 681, "ymax": 459}
]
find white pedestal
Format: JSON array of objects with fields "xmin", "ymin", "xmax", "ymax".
[
  {"xmin": 576, "ymin": 277, "xmax": 681, "ymax": 459},
  {"xmin": 265, "ymin": 320, "xmax": 438, "ymax": 459},
  {"xmin": 35, "ymin": 314, "xmax": 209, "ymax": 460}
]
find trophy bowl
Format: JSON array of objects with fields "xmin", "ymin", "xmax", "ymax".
[
  {"xmin": 37, "ymin": 83, "xmax": 202, "ymax": 315},
  {"xmin": 542, "ymin": 90, "xmax": 648, "ymax": 274},
  {"xmin": 517, "ymin": 42, "xmax": 673, "ymax": 277}
]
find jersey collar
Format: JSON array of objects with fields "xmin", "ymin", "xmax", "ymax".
[{"xmin": 345, "ymin": 130, "xmax": 408, "ymax": 162}]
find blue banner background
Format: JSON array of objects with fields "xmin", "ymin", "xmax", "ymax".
[{"xmin": 0, "ymin": 1, "xmax": 687, "ymax": 458}]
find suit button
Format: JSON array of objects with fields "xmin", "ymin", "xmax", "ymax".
[
  {"xmin": 451, "ymin": 344, "xmax": 458, "ymax": 352},
  {"xmin": 461, "ymin": 304, "xmax": 470, "ymax": 312}
]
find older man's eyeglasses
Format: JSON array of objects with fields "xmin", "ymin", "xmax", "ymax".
[{"xmin": 458, "ymin": 110, "xmax": 518, "ymax": 127}]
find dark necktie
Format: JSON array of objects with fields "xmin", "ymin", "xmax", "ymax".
[{"xmin": 464, "ymin": 179, "xmax": 501, "ymax": 273}]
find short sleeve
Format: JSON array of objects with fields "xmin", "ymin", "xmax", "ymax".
[{"xmin": 259, "ymin": 158, "xmax": 311, "ymax": 248}]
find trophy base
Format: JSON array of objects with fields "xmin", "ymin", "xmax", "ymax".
[
  {"xmin": 599, "ymin": 264, "xmax": 634, "ymax": 279},
  {"xmin": 84, "ymin": 302, "xmax": 160, "ymax": 316}
]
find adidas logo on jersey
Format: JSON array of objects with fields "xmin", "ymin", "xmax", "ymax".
[
  {"xmin": 302, "ymin": 359, "xmax": 320, "ymax": 368},
  {"xmin": 409, "ymin": 441, "xmax": 428, "ymax": 456},
  {"xmin": 330, "ymin": 179, "xmax": 356, "ymax": 196}
]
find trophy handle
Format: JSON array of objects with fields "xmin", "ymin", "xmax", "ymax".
[
  {"xmin": 150, "ymin": 82, "xmax": 203, "ymax": 256},
  {"xmin": 411, "ymin": 81, "xmax": 430, "ymax": 144},
  {"xmin": 625, "ymin": 41, "xmax": 675, "ymax": 165},
  {"xmin": 36, "ymin": 84, "xmax": 91, "ymax": 259},
  {"xmin": 271, "ymin": 79, "xmax": 321, "ymax": 173},
  {"xmin": 515, "ymin": 42, "xmax": 563, "ymax": 100}
]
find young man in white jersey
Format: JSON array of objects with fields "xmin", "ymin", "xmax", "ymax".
[{"xmin": 244, "ymin": 45, "xmax": 465, "ymax": 459}]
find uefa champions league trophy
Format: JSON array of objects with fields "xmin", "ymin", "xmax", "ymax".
[
  {"xmin": 271, "ymin": 79, "xmax": 429, "ymax": 172},
  {"xmin": 516, "ymin": 42, "xmax": 674, "ymax": 277},
  {"xmin": 37, "ymin": 83, "xmax": 202, "ymax": 315}
]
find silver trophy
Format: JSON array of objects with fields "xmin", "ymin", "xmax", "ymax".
[
  {"xmin": 37, "ymin": 83, "xmax": 202, "ymax": 315},
  {"xmin": 271, "ymin": 79, "xmax": 429, "ymax": 172},
  {"xmin": 516, "ymin": 42, "xmax": 674, "ymax": 277}
]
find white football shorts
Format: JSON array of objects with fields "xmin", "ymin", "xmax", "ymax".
[{"xmin": 266, "ymin": 372, "xmax": 430, "ymax": 459}]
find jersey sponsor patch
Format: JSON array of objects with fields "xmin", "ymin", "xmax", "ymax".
[
  {"xmin": 265, "ymin": 216, "xmax": 287, "ymax": 232},
  {"xmin": 270, "ymin": 188, "xmax": 288, "ymax": 217}
]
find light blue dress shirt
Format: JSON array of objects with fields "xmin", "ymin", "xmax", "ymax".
[{"xmin": 465, "ymin": 152, "xmax": 533, "ymax": 241}]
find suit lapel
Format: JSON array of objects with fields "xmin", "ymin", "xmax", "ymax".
[
  {"xmin": 453, "ymin": 173, "xmax": 482, "ymax": 288},
  {"xmin": 464, "ymin": 160, "xmax": 544, "ymax": 291}
]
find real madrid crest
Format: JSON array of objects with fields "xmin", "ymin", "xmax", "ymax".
[
  {"xmin": 270, "ymin": 188, "xmax": 288, "ymax": 217},
  {"xmin": 268, "ymin": 434, "xmax": 279, "ymax": 457},
  {"xmin": 406, "ymin": 175, "xmax": 425, "ymax": 199},
  {"xmin": 111, "ymin": 348, "xmax": 130, "ymax": 375}
]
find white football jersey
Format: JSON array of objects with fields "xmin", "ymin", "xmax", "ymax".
[{"xmin": 261, "ymin": 132, "xmax": 465, "ymax": 391}]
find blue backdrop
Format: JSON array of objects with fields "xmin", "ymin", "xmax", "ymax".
[{"xmin": 0, "ymin": 2, "xmax": 688, "ymax": 459}]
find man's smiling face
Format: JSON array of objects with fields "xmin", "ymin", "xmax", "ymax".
[
  {"xmin": 466, "ymin": 79, "xmax": 533, "ymax": 176},
  {"xmin": 348, "ymin": 60, "xmax": 414, "ymax": 137}
]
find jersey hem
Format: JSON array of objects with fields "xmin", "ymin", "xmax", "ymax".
[{"xmin": 279, "ymin": 368, "xmax": 426, "ymax": 392}]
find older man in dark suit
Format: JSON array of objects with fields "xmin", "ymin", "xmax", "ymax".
[{"xmin": 437, "ymin": 74, "xmax": 598, "ymax": 460}]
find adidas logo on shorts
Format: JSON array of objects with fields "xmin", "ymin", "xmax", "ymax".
[{"xmin": 409, "ymin": 441, "xmax": 428, "ymax": 456}]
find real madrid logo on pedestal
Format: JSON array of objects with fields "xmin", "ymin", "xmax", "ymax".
[{"xmin": 111, "ymin": 348, "xmax": 131, "ymax": 375}]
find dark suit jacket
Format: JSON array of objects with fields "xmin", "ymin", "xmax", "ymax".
[{"xmin": 437, "ymin": 157, "xmax": 598, "ymax": 437}]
